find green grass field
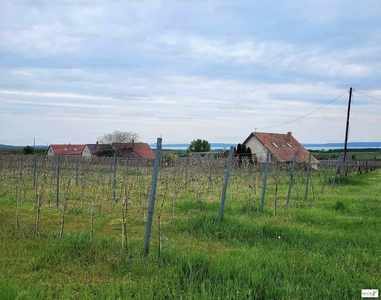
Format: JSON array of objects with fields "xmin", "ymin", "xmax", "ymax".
[
  {"xmin": 310, "ymin": 149, "xmax": 381, "ymax": 161},
  {"xmin": 0, "ymin": 159, "xmax": 380, "ymax": 299}
]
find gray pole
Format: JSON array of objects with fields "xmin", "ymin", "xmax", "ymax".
[
  {"xmin": 143, "ymin": 138, "xmax": 162, "ymax": 258},
  {"xmin": 218, "ymin": 146, "xmax": 234, "ymax": 222},
  {"xmin": 304, "ymin": 153, "xmax": 311, "ymax": 201},
  {"xmin": 56, "ymin": 154, "xmax": 60, "ymax": 207},
  {"xmin": 321, "ymin": 153, "xmax": 332, "ymax": 193},
  {"xmin": 286, "ymin": 151, "xmax": 297, "ymax": 206},
  {"xmin": 260, "ymin": 149, "xmax": 270, "ymax": 214}
]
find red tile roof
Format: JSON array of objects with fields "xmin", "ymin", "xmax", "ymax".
[
  {"xmin": 113, "ymin": 143, "xmax": 155, "ymax": 160},
  {"xmin": 48, "ymin": 144, "xmax": 85, "ymax": 155},
  {"xmin": 243, "ymin": 132, "xmax": 319, "ymax": 164}
]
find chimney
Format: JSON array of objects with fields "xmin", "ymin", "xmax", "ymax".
[
  {"xmin": 132, "ymin": 139, "xmax": 134, "ymax": 149},
  {"xmin": 287, "ymin": 132, "xmax": 292, "ymax": 143}
]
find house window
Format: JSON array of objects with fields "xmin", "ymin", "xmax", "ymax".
[
  {"xmin": 64, "ymin": 148, "xmax": 68, "ymax": 151},
  {"xmin": 281, "ymin": 144, "xmax": 286, "ymax": 148},
  {"xmin": 287, "ymin": 143, "xmax": 292, "ymax": 148},
  {"xmin": 271, "ymin": 142, "xmax": 279, "ymax": 148}
]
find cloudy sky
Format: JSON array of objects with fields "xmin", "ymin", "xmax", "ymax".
[{"xmin": 1, "ymin": 0, "xmax": 380, "ymax": 146}]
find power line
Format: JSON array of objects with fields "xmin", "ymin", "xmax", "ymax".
[
  {"xmin": 257, "ymin": 90, "xmax": 349, "ymax": 130},
  {"xmin": 354, "ymin": 89, "xmax": 381, "ymax": 102}
]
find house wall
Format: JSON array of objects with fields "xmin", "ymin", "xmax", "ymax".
[
  {"xmin": 244, "ymin": 137, "xmax": 268, "ymax": 163},
  {"xmin": 47, "ymin": 147, "xmax": 55, "ymax": 156},
  {"xmin": 82, "ymin": 145, "xmax": 92, "ymax": 158}
]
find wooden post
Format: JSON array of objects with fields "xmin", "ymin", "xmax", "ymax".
[{"xmin": 343, "ymin": 87, "xmax": 352, "ymax": 176}]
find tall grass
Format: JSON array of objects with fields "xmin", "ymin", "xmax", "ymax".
[{"xmin": 0, "ymin": 156, "xmax": 380, "ymax": 299}]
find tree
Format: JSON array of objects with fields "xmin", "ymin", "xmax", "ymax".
[
  {"xmin": 23, "ymin": 145, "xmax": 34, "ymax": 154},
  {"xmin": 235, "ymin": 143, "xmax": 254, "ymax": 166},
  {"xmin": 98, "ymin": 130, "xmax": 140, "ymax": 144},
  {"xmin": 246, "ymin": 147, "xmax": 254, "ymax": 165},
  {"xmin": 97, "ymin": 130, "xmax": 140, "ymax": 156},
  {"xmin": 96, "ymin": 144, "xmax": 115, "ymax": 157},
  {"xmin": 187, "ymin": 139, "xmax": 211, "ymax": 153}
]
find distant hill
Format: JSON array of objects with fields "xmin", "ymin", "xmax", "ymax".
[
  {"xmin": 0, "ymin": 144, "xmax": 48, "ymax": 149},
  {"xmin": 302, "ymin": 142, "xmax": 381, "ymax": 149}
]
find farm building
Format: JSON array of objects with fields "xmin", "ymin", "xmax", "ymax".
[
  {"xmin": 242, "ymin": 131, "xmax": 319, "ymax": 169},
  {"xmin": 82, "ymin": 143, "xmax": 103, "ymax": 159},
  {"xmin": 112, "ymin": 142, "xmax": 155, "ymax": 160},
  {"xmin": 47, "ymin": 144, "xmax": 86, "ymax": 156}
]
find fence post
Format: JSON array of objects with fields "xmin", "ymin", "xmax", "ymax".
[
  {"xmin": 331, "ymin": 154, "xmax": 342, "ymax": 190},
  {"xmin": 113, "ymin": 153, "xmax": 117, "ymax": 201},
  {"xmin": 260, "ymin": 149, "xmax": 270, "ymax": 214},
  {"xmin": 340, "ymin": 154, "xmax": 346, "ymax": 176},
  {"xmin": 56, "ymin": 154, "xmax": 60, "ymax": 207},
  {"xmin": 321, "ymin": 153, "xmax": 332, "ymax": 193},
  {"xmin": 75, "ymin": 156, "xmax": 79, "ymax": 186},
  {"xmin": 143, "ymin": 137, "xmax": 162, "ymax": 258},
  {"xmin": 304, "ymin": 153, "xmax": 311, "ymax": 201},
  {"xmin": 19, "ymin": 155, "xmax": 23, "ymax": 181},
  {"xmin": 218, "ymin": 146, "xmax": 234, "ymax": 222},
  {"xmin": 33, "ymin": 154, "xmax": 37, "ymax": 190},
  {"xmin": 286, "ymin": 151, "xmax": 297, "ymax": 206},
  {"xmin": 184, "ymin": 157, "xmax": 188, "ymax": 190}
]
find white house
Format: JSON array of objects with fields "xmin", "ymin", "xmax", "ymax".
[{"xmin": 242, "ymin": 131, "xmax": 319, "ymax": 169}]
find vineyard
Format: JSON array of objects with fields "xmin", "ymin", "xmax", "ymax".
[{"xmin": 1, "ymin": 152, "xmax": 381, "ymax": 299}]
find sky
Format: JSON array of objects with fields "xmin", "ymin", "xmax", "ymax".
[{"xmin": 1, "ymin": 0, "xmax": 380, "ymax": 147}]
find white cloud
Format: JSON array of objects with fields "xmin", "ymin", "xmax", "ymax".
[{"xmin": 0, "ymin": 0, "xmax": 380, "ymax": 145}]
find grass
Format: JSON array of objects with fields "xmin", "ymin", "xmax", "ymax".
[
  {"xmin": 0, "ymin": 157, "xmax": 380, "ymax": 299},
  {"xmin": 310, "ymin": 149, "xmax": 381, "ymax": 161}
]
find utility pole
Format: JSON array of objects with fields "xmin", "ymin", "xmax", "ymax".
[{"xmin": 343, "ymin": 87, "xmax": 352, "ymax": 175}]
